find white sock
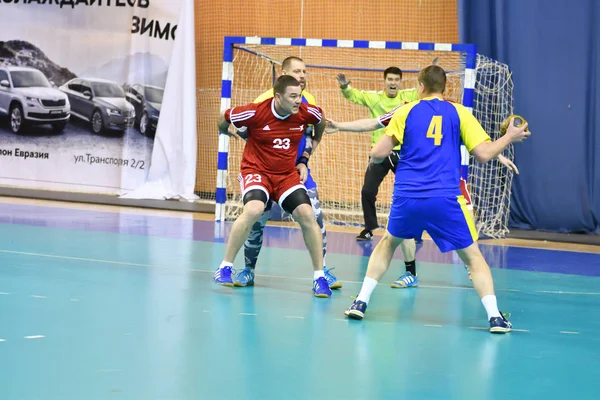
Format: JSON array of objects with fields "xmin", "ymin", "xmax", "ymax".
[
  {"xmin": 356, "ymin": 277, "xmax": 378, "ymax": 304},
  {"xmin": 314, "ymin": 270, "xmax": 325, "ymax": 280},
  {"xmin": 481, "ymin": 295, "xmax": 501, "ymax": 320},
  {"xmin": 219, "ymin": 261, "xmax": 233, "ymax": 269}
]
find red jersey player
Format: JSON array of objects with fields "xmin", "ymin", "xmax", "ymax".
[{"xmin": 215, "ymin": 75, "xmax": 332, "ymax": 298}]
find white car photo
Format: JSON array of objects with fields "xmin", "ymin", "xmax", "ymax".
[{"xmin": 0, "ymin": 66, "xmax": 70, "ymax": 134}]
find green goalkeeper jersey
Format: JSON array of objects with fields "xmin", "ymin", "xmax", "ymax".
[{"xmin": 340, "ymin": 85, "xmax": 419, "ymax": 149}]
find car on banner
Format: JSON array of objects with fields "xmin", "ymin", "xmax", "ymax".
[
  {"xmin": 0, "ymin": 66, "xmax": 71, "ymax": 134},
  {"xmin": 59, "ymin": 78, "xmax": 135, "ymax": 134},
  {"xmin": 124, "ymin": 83, "xmax": 163, "ymax": 137}
]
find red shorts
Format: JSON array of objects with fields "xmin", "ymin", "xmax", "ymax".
[
  {"xmin": 459, "ymin": 177, "xmax": 473, "ymax": 209},
  {"xmin": 238, "ymin": 169, "xmax": 306, "ymax": 207}
]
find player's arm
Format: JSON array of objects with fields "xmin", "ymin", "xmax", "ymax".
[
  {"xmin": 497, "ymin": 154, "xmax": 520, "ymax": 174},
  {"xmin": 217, "ymin": 111, "xmax": 242, "ymax": 140},
  {"xmin": 327, "ymin": 105, "xmax": 398, "ymax": 134},
  {"xmin": 218, "ymin": 105, "xmax": 255, "ymax": 140},
  {"xmin": 336, "ymin": 73, "xmax": 375, "ymax": 107},
  {"xmin": 371, "ymin": 106, "xmax": 407, "ymax": 163},
  {"xmin": 311, "ymin": 115, "xmax": 326, "ymax": 151},
  {"xmin": 370, "ymin": 135, "xmax": 399, "ymax": 164},
  {"xmin": 326, "ymin": 118, "xmax": 381, "ymax": 133},
  {"xmin": 217, "ymin": 111, "xmax": 231, "ymax": 134},
  {"xmin": 297, "ymin": 105, "xmax": 325, "ymax": 162},
  {"xmin": 458, "ymin": 107, "xmax": 530, "ymax": 163}
]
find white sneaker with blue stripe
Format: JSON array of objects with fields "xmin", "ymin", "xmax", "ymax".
[{"xmin": 390, "ymin": 271, "xmax": 419, "ymax": 288}]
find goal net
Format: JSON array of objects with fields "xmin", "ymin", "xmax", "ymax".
[{"xmin": 217, "ymin": 38, "xmax": 514, "ymax": 239}]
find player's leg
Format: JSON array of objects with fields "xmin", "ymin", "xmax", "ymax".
[
  {"xmin": 279, "ymin": 182, "xmax": 331, "ymax": 298},
  {"xmin": 234, "ymin": 200, "xmax": 273, "ymax": 287},
  {"xmin": 214, "ymin": 188, "xmax": 268, "ymax": 287},
  {"xmin": 459, "ymin": 177, "xmax": 474, "ymax": 280},
  {"xmin": 346, "ymin": 197, "xmax": 424, "ymax": 319},
  {"xmin": 386, "ymin": 152, "xmax": 419, "ymax": 288},
  {"xmin": 425, "ymin": 196, "xmax": 512, "ymax": 333},
  {"xmin": 305, "ymin": 171, "xmax": 340, "ymax": 289},
  {"xmin": 391, "ymin": 238, "xmax": 419, "ymax": 288},
  {"xmin": 455, "ymin": 243, "xmax": 511, "ymax": 333},
  {"xmin": 358, "ymin": 158, "xmax": 391, "ymax": 240}
]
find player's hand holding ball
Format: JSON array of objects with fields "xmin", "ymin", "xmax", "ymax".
[{"xmin": 501, "ymin": 115, "xmax": 530, "ymax": 142}]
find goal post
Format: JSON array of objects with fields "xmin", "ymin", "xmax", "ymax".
[{"xmin": 215, "ymin": 36, "xmax": 514, "ymax": 238}]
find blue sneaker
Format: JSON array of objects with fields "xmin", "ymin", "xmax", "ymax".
[
  {"xmin": 233, "ymin": 267, "xmax": 255, "ymax": 287},
  {"xmin": 344, "ymin": 299, "xmax": 367, "ymax": 320},
  {"xmin": 312, "ymin": 276, "xmax": 332, "ymax": 298},
  {"xmin": 390, "ymin": 271, "xmax": 419, "ymax": 288},
  {"xmin": 324, "ymin": 267, "xmax": 342, "ymax": 289},
  {"xmin": 489, "ymin": 312, "xmax": 512, "ymax": 333},
  {"xmin": 213, "ymin": 266, "xmax": 235, "ymax": 287}
]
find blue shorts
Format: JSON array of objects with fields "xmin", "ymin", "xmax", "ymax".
[
  {"xmin": 304, "ymin": 168, "xmax": 317, "ymax": 190},
  {"xmin": 386, "ymin": 196, "xmax": 478, "ymax": 253}
]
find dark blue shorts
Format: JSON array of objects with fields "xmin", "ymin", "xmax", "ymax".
[{"xmin": 386, "ymin": 196, "xmax": 478, "ymax": 253}]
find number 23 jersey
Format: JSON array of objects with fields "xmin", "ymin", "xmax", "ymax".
[{"xmin": 225, "ymin": 99, "xmax": 323, "ymax": 175}]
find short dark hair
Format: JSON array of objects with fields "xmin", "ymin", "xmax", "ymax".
[
  {"xmin": 418, "ymin": 65, "xmax": 446, "ymax": 94},
  {"xmin": 384, "ymin": 66, "xmax": 402, "ymax": 79},
  {"xmin": 282, "ymin": 56, "xmax": 305, "ymax": 71},
  {"xmin": 273, "ymin": 75, "xmax": 301, "ymax": 95}
]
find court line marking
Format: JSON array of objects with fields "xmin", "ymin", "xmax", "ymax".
[
  {"xmin": 560, "ymin": 331, "xmax": 580, "ymax": 335},
  {"xmin": 239, "ymin": 313, "xmax": 257, "ymax": 316},
  {"xmin": 511, "ymin": 329, "xmax": 530, "ymax": 333},
  {"xmin": 2, "ymin": 249, "xmax": 599, "ymax": 296},
  {"xmin": 424, "ymin": 324, "xmax": 443, "ymax": 328},
  {"xmin": 0, "ymin": 339, "xmax": 5, "ymax": 342},
  {"xmin": 0, "ymin": 292, "xmax": 9, "ymax": 295},
  {"xmin": 31, "ymin": 295, "xmax": 47, "ymax": 299},
  {"xmin": 536, "ymin": 290, "xmax": 600, "ymax": 295},
  {"xmin": 284, "ymin": 316, "xmax": 305, "ymax": 319},
  {"xmin": 24, "ymin": 335, "xmax": 45, "ymax": 339},
  {"xmin": 70, "ymin": 299, "xmax": 80, "ymax": 302}
]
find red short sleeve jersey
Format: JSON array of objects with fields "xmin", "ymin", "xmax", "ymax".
[{"xmin": 225, "ymin": 98, "xmax": 323, "ymax": 175}]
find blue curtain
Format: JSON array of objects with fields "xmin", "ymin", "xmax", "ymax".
[{"xmin": 459, "ymin": 0, "xmax": 600, "ymax": 234}]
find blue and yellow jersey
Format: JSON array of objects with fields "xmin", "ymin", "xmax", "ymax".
[
  {"xmin": 385, "ymin": 96, "xmax": 490, "ymax": 197},
  {"xmin": 253, "ymin": 88, "xmax": 316, "ymax": 160}
]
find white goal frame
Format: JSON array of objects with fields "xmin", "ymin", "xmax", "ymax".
[{"xmin": 215, "ymin": 36, "xmax": 477, "ymax": 222}]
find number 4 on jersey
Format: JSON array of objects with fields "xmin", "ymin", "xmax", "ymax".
[{"xmin": 426, "ymin": 116, "xmax": 443, "ymax": 146}]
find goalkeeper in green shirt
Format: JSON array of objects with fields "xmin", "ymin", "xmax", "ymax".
[{"xmin": 337, "ymin": 67, "xmax": 419, "ymax": 242}]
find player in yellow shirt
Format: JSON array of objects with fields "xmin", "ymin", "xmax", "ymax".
[
  {"xmin": 344, "ymin": 65, "xmax": 531, "ymax": 333},
  {"xmin": 232, "ymin": 56, "xmax": 340, "ymax": 289}
]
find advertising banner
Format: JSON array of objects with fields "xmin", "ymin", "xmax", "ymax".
[{"xmin": 0, "ymin": 0, "xmax": 183, "ymax": 194}]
